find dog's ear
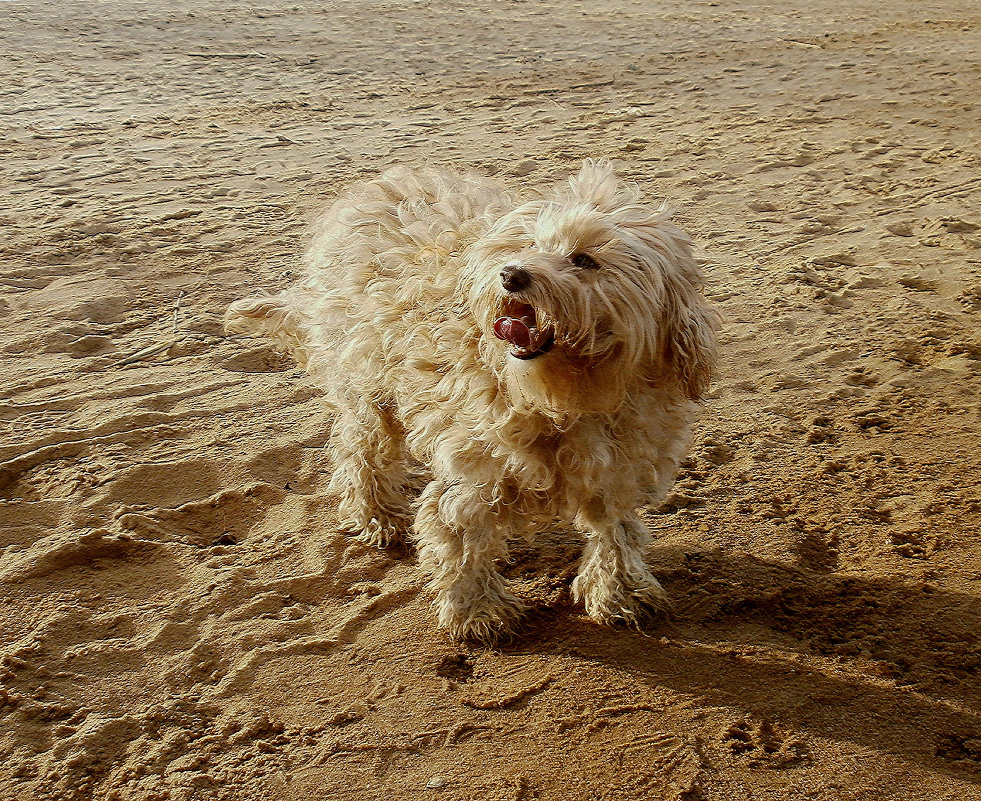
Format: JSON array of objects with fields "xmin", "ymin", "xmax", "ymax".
[
  {"xmin": 660, "ymin": 278, "xmax": 719, "ymax": 401},
  {"xmin": 568, "ymin": 159, "xmax": 621, "ymax": 208}
]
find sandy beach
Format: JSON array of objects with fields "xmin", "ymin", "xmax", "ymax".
[{"xmin": 2, "ymin": 0, "xmax": 981, "ymax": 798}]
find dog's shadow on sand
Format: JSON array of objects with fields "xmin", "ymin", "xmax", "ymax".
[{"xmin": 502, "ymin": 539, "xmax": 981, "ymax": 780}]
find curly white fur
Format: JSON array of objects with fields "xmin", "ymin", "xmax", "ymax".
[{"xmin": 226, "ymin": 161, "xmax": 718, "ymax": 641}]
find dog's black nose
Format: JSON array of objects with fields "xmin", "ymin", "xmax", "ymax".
[{"xmin": 500, "ymin": 265, "xmax": 531, "ymax": 292}]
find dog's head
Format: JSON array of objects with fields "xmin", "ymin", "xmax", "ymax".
[{"xmin": 461, "ymin": 160, "xmax": 718, "ymax": 416}]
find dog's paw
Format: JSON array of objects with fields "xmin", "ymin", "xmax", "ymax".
[
  {"xmin": 574, "ymin": 574, "xmax": 671, "ymax": 628},
  {"xmin": 344, "ymin": 514, "xmax": 411, "ymax": 548},
  {"xmin": 436, "ymin": 587, "xmax": 527, "ymax": 643}
]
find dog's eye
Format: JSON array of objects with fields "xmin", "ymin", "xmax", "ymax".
[{"xmin": 572, "ymin": 253, "xmax": 600, "ymax": 270}]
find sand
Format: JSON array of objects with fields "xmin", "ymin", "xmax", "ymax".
[{"xmin": 2, "ymin": 0, "xmax": 981, "ymax": 798}]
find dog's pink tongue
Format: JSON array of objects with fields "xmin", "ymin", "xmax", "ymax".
[{"xmin": 493, "ymin": 317, "xmax": 532, "ymax": 348}]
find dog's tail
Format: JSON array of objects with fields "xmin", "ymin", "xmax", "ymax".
[{"xmin": 224, "ymin": 291, "xmax": 314, "ymax": 367}]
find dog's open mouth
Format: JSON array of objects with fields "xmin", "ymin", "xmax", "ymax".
[{"xmin": 493, "ymin": 300, "xmax": 554, "ymax": 360}]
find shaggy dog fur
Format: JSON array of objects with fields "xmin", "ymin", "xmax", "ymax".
[{"xmin": 226, "ymin": 161, "xmax": 718, "ymax": 641}]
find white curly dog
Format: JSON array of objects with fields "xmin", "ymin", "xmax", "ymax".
[{"xmin": 226, "ymin": 161, "xmax": 718, "ymax": 641}]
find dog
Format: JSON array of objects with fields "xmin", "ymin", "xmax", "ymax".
[{"xmin": 226, "ymin": 160, "xmax": 718, "ymax": 641}]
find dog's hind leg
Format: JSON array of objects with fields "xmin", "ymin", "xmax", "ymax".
[
  {"xmin": 572, "ymin": 511, "xmax": 670, "ymax": 627},
  {"xmin": 414, "ymin": 480, "xmax": 526, "ymax": 641},
  {"xmin": 328, "ymin": 395, "xmax": 413, "ymax": 548}
]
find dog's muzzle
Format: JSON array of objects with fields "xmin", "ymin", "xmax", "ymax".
[{"xmin": 493, "ymin": 298, "xmax": 554, "ymax": 360}]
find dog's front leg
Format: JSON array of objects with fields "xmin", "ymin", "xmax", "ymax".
[
  {"xmin": 414, "ymin": 480, "xmax": 525, "ymax": 641},
  {"xmin": 572, "ymin": 510, "xmax": 669, "ymax": 627}
]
